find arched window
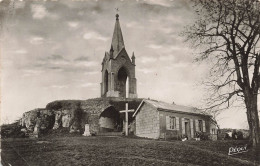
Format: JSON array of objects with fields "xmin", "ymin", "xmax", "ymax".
[
  {"xmin": 117, "ymin": 67, "xmax": 129, "ymax": 98},
  {"xmin": 104, "ymin": 70, "xmax": 109, "ymax": 94}
]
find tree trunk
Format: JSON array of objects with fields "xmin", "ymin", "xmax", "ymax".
[{"xmin": 245, "ymin": 93, "xmax": 259, "ymax": 147}]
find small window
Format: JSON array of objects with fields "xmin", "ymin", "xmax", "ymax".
[
  {"xmin": 167, "ymin": 116, "xmax": 176, "ymax": 130},
  {"xmin": 198, "ymin": 120, "xmax": 203, "ymax": 132}
]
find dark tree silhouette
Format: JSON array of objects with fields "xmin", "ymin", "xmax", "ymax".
[{"xmin": 183, "ymin": 0, "xmax": 260, "ymax": 147}]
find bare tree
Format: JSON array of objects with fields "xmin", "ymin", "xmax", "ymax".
[{"xmin": 183, "ymin": 0, "xmax": 260, "ymax": 146}]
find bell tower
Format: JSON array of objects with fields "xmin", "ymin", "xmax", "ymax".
[{"xmin": 100, "ymin": 14, "xmax": 137, "ymax": 98}]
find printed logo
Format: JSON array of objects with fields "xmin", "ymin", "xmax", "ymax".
[{"xmin": 228, "ymin": 144, "xmax": 248, "ymax": 155}]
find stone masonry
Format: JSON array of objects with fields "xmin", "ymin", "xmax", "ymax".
[{"xmin": 135, "ymin": 103, "xmax": 160, "ymax": 139}]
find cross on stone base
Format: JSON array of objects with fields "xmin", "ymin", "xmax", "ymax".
[{"xmin": 120, "ymin": 103, "xmax": 134, "ymax": 136}]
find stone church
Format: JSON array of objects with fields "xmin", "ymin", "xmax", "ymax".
[
  {"xmin": 98, "ymin": 13, "xmax": 140, "ymax": 133},
  {"xmin": 100, "ymin": 13, "xmax": 137, "ymax": 99},
  {"xmin": 97, "ymin": 13, "xmax": 218, "ymax": 140},
  {"xmin": 20, "ymin": 13, "xmax": 217, "ymax": 140}
]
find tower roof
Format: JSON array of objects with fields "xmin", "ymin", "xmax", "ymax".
[{"xmin": 111, "ymin": 14, "xmax": 125, "ymax": 58}]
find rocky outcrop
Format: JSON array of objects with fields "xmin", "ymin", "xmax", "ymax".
[
  {"xmin": 21, "ymin": 109, "xmax": 55, "ymax": 131},
  {"xmin": 18, "ymin": 97, "xmax": 143, "ymax": 137}
]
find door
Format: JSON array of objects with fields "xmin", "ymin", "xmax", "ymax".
[{"xmin": 184, "ymin": 119, "xmax": 191, "ymax": 139}]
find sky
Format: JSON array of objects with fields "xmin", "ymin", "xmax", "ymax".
[{"xmin": 0, "ymin": 0, "xmax": 258, "ymax": 129}]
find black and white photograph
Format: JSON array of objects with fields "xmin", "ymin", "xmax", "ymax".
[{"xmin": 0, "ymin": 0, "xmax": 260, "ymax": 165}]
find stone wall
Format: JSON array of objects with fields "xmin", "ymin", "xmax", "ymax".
[{"xmin": 136, "ymin": 103, "xmax": 160, "ymax": 139}]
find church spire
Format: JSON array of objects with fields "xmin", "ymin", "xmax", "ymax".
[{"xmin": 111, "ymin": 13, "xmax": 125, "ymax": 57}]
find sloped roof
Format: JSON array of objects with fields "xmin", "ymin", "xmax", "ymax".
[{"xmin": 133, "ymin": 99, "xmax": 211, "ymax": 117}]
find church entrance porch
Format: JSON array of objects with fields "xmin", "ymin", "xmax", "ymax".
[{"xmin": 99, "ymin": 106, "xmax": 122, "ymax": 133}]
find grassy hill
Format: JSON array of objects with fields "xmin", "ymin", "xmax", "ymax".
[{"xmin": 1, "ymin": 136, "xmax": 259, "ymax": 166}]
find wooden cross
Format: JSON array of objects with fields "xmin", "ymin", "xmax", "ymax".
[{"xmin": 120, "ymin": 103, "xmax": 134, "ymax": 136}]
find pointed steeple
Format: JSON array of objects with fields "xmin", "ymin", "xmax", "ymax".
[
  {"xmin": 109, "ymin": 45, "xmax": 114, "ymax": 59},
  {"xmin": 111, "ymin": 14, "xmax": 125, "ymax": 57},
  {"xmin": 131, "ymin": 52, "xmax": 135, "ymax": 65}
]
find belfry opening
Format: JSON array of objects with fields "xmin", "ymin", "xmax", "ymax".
[
  {"xmin": 117, "ymin": 67, "xmax": 129, "ymax": 98},
  {"xmin": 104, "ymin": 70, "xmax": 109, "ymax": 94}
]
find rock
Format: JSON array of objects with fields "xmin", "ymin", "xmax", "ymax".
[
  {"xmin": 21, "ymin": 128, "xmax": 27, "ymax": 132},
  {"xmin": 53, "ymin": 111, "xmax": 62, "ymax": 129},
  {"xmin": 61, "ymin": 110, "xmax": 71, "ymax": 127},
  {"xmin": 21, "ymin": 109, "xmax": 55, "ymax": 136},
  {"xmin": 22, "ymin": 110, "xmax": 38, "ymax": 131}
]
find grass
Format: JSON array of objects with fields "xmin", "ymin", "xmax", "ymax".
[{"xmin": 1, "ymin": 136, "xmax": 259, "ymax": 166}]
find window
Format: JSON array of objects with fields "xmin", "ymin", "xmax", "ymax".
[
  {"xmin": 169, "ymin": 116, "xmax": 176, "ymax": 129},
  {"xmin": 195, "ymin": 119, "xmax": 206, "ymax": 132},
  {"xmin": 198, "ymin": 120, "xmax": 203, "ymax": 132},
  {"xmin": 166, "ymin": 116, "xmax": 176, "ymax": 130},
  {"xmin": 211, "ymin": 129, "xmax": 216, "ymax": 134}
]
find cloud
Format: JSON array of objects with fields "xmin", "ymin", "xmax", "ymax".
[
  {"xmin": 47, "ymin": 66, "xmax": 62, "ymax": 71},
  {"xmin": 80, "ymin": 82, "xmax": 95, "ymax": 87},
  {"xmin": 140, "ymin": 56, "xmax": 157, "ymax": 63},
  {"xmin": 159, "ymin": 55, "xmax": 175, "ymax": 61},
  {"xmin": 30, "ymin": 36, "xmax": 44, "ymax": 45},
  {"xmin": 74, "ymin": 56, "xmax": 89, "ymax": 61},
  {"xmin": 14, "ymin": 49, "xmax": 27, "ymax": 54},
  {"xmin": 31, "ymin": 4, "xmax": 58, "ymax": 20},
  {"xmin": 67, "ymin": 21, "xmax": 79, "ymax": 29},
  {"xmin": 50, "ymin": 60, "xmax": 69, "ymax": 65},
  {"xmin": 39, "ymin": 55, "xmax": 69, "ymax": 65},
  {"xmin": 137, "ymin": 68, "xmax": 154, "ymax": 74},
  {"xmin": 84, "ymin": 71, "xmax": 99, "ymax": 75},
  {"xmin": 47, "ymin": 54, "xmax": 65, "ymax": 60},
  {"xmin": 146, "ymin": 44, "xmax": 162, "ymax": 49},
  {"xmin": 6, "ymin": 49, "xmax": 28, "ymax": 54},
  {"xmin": 22, "ymin": 69, "xmax": 44, "ymax": 77},
  {"xmin": 126, "ymin": 21, "xmax": 142, "ymax": 29},
  {"xmin": 143, "ymin": 0, "xmax": 173, "ymax": 7},
  {"xmin": 74, "ymin": 61, "xmax": 98, "ymax": 67},
  {"xmin": 83, "ymin": 32, "xmax": 108, "ymax": 41},
  {"xmin": 32, "ymin": 55, "xmax": 70, "ymax": 71},
  {"xmin": 50, "ymin": 85, "xmax": 68, "ymax": 89},
  {"xmin": 31, "ymin": 4, "xmax": 48, "ymax": 19}
]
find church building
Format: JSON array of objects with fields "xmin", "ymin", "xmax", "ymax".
[
  {"xmin": 95, "ymin": 13, "xmax": 218, "ymax": 140},
  {"xmin": 100, "ymin": 13, "xmax": 137, "ymax": 99}
]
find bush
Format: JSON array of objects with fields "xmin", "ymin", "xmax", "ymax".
[
  {"xmin": 195, "ymin": 131, "xmax": 209, "ymax": 140},
  {"xmin": 1, "ymin": 122, "xmax": 25, "ymax": 138},
  {"xmin": 236, "ymin": 131, "xmax": 244, "ymax": 140}
]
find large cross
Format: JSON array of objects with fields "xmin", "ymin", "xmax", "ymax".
[{"xmin": 120, "ymin": 103, "xmax": 134, "ymax": 136}]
